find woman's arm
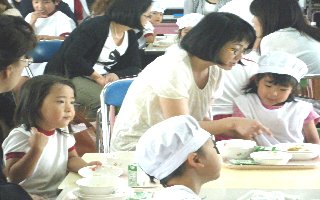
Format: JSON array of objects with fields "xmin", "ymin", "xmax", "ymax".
[
  {"xmin": 303, "ymin": 121, "xmax": 320, "ymax": 144},
  {"xmin": 159, "ymin": 97, "xmax": 271, "ymax": 139}
]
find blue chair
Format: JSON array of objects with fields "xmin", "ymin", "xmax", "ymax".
[
  {"xmin": 96, "ymin": 78, "xmax": 134, "ymax": 153},
  {"xmin": 25, "ymin": 40, "xmax": 63, "ymax": 77},
  {"xmin": 27, "ymin": 40, "xmax": 63, "ymax": 63}
]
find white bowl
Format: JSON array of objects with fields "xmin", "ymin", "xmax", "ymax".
[
  {"xmin": 76, "ymin": 176, "xmax": 121, "ymax": 196},
  {"xmin": 273, "ymin": 143, "xmax": 320, "ymax": 160},
  {"xmin": 216, "ymin": 139, "xmax": 256, "ymax": 160},
  {"xmin": 105, "ymin": 151, "xmax": 136, "ymax": 175},
  {"xmin": 250, "ymin": 151, "xmax": 292, "ymax": 165}
]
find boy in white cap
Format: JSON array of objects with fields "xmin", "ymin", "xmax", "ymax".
[
  {"xmin": 232, "ymin": 51, "xmax": 320, "ymax": 146},
  {"xmin": 176, "ymin": 13, "xmax": 204, "ymax": 39},
  {"xmin": 136, "ymin": 115, "xmax": 221, "ymax": 199},
  {"xmin": 136, "ymin": 2, "xmax": 165, "ymax": 48}
]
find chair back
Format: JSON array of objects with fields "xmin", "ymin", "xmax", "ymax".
[
  {"xmin": 27, "ymin": 40, "xmax": 63, "ymax": 63},
  {"xmin": 96, "ymin": 79, "xmax": 134, "ymax": 153}
]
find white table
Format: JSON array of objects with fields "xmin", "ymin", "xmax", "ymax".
[{"xmin": 57, "ymin": 153, "xmax": 320, "ymax": 199}]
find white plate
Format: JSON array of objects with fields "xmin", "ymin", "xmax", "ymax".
[
  {"xmin": 74, "ymin": 189, "xmax": 127, "ymax": 200},
  {"xmin": 274, "ymin": 143, "xmax": 320, "ymax": 160},
  {"xmin": 78, "ymin": 165, "xmax": 123, "ymax": 178}
]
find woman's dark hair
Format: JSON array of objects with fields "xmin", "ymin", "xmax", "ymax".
[
  {"xmin": 105, "ymin": 0, "xmax": 152, "ymax": 29},
  {"xmin": 0, "ymin": 15, "xmax": 36, "ymax": 71},
  {"xmin": 244, "ymin": 73, "xmax": 299, "ymax": 103},
  {"xmin": 158, "ymin": 147, "xmax": 206, "ymax": 187},
  {"xmin": 180, "ymin": 12, "xmax": 256, "ymax": 64},
  {"xmin": 15, "ymin": 75, "xmax": 76, "ymax": 131},
  {"xmin": 250, "ymin": 0, "xmax": 320, "ymax": 41}
]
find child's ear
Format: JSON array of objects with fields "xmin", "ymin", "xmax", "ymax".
[{"xmin": 187, "ymin": 153, "xmax": 205, "ymax": 168}]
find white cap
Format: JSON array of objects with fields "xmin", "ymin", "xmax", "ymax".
[
  {"xmin": 136, "ymin": 115, "xmax": 211, "ymax": 180},
  {"xmin": 150, "ymin": 2, "xmax": 165, "ymax": 13},
  {"xmin": 257, "ymin": 51, "xmax": 308, "ymax": 82},
  {"xmin": 176, "ymin": 13, "xmax": 204, "ymax": 30}
]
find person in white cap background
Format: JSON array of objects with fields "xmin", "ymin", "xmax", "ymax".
[
  {"xmin": 175, "ymin": 13, "xmax": 204, "ymax": 40},
  {"xmin": 136, "ymin": 2, "xmax": 165, "ymax": 48},
  {"xmin": 232, "ymin": 51, "xmax": 320, "ymax": 146},
  {"xmin": 136, "ymin": 115, "xmax": 221, "ymax": 200}
]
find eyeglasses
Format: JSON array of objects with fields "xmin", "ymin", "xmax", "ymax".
[
  {"xmin": 142, "ymin": 14, "xmax": 152, "ymax": 19},
  {"xmin": 20, "ymin": 57, "xmax": 34, "ymax": 77},
  {"xmin": 212, "ymin": 138, "xmax": 220, "ymax": 154},
  {"xmin": 226, "ymin": 47, "xmax": 252, "ymax": 56}
]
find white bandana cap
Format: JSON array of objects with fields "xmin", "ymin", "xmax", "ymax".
[
  {"xmin": 257, "ymin": 51, "xmax": 308, "ymax": 82},
  {"xmin": 150, "ymin": 2, "xmax": 165, "ymax": 13},
  {"xmin": 136, "ymin": 115, "xmax": 211, "ymax": 180},
  {"xmin": 176, "ymin": 13, "xmax": 204, "ymax": 30}
]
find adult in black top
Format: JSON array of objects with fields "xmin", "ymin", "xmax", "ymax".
[{"xmin": 45, "ymin": 0, "xmax": 152, "ymax": 120}]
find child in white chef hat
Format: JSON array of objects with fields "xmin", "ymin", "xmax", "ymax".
[
  {"xmin": 136, "ymin": 115, "xmax": 221, "ymax": 200},
  {"xmin": 176, "ymin": 13, "xmax": 204, "ymax": 39},
  {"xmin": 136, "ymin": 2, "xmax": 165, "ymax": 48},
  {"xmin": 232, "ymin": 51, "xmax": 320, "ymax": 146}
]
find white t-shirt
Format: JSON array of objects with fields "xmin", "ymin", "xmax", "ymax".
[
  {"xmin": 153, "ymin": 185, "xmax": 201, "ymax": 200},
  {"xmin": 261, "ymin": 27, "xmax": 320, "ymax": 74},
  {"xmin": 110, "ymin": 44, "xmax": 224, "ymax": 151},
  {"xmin": 25, "ymin": 11, "xmax": 76, "ymax": 36},
  {"xmin": 2, "ymin": 125, "xmax": 75, "ymax": 199},
  {"xmin": 93, "ymin": 27, "xmax": 129, "ymax": 74}
]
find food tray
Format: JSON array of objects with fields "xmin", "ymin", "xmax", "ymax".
[{"xmin": 224, "ymin": 156, "xmax": 320, "ymax": 170}]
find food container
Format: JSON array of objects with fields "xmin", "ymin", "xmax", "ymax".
[
  {"xmin": 216, "ymin": 139, "xmax": 256, "ymax": 160},
  {"xmin": 274, "ymin": 143, "xmax": 320, "ymax": 160},
  {"xmin": 76, "ymin": 176, "xmax": 121, "ymax": 196},
  {"xmin": 250, "ymin": 151, "xmax": 292, "ymax": 165}
]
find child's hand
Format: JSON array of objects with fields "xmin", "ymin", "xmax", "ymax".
[
  {"xmin": 87, "ymin": 161, "xmax": 102, "ymax": 171},
  {"xmin": 30, "ymin": 11, "xmax": 42, "ymax": 25},
  {"xmin": 29, "ymin": 127, "xmax": 49, "ymax": 151},
  {"xmin": 87, "ymin": 161, "xmax": 102, "ymax": 167}
]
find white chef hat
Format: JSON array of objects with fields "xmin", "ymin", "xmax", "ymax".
[
  {"xmin": 176, "ymin": 13, "xmax": 204, "ymax": 30},
  {"xmin": 257, "ymin": 51, "xmax": 308, "ymax": 82},
  {"xmin": 150, "ymin": 2, "xmax": 165, "ymax": 13},
  {"xmin": 136, "ymin": 115, "xmax": 211, "ymax": 181}
]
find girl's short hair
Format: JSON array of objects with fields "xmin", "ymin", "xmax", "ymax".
[
  {"xmin": 0, "ymin": 15, "xmax": 36, "ymax": 71},
  {"xmin": 105, "ymin": 0, "xmax": 152, "ymax": 30},
  {"xmin": 250, "ymin": 0, "xmax": 320, "ymax": 41},
  {"xmin": 244, "ymin": 73, "xmax": 299, "ymax": 102},
  {"xmin": 180, "ymin": 12, "xmax": 256, "ymax": 63},
  {"xmin": 15, "ymin": 75, "xmax": 76, "ymax": 131}
]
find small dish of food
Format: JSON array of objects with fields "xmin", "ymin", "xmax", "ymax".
[
  {"xmin": 273, "ymin": 143, "xmax": 320, "ymax": 160},
  {"xmin": 216, "ymin": 139, "xmax": 256, "ymax": 160},
  {"xmin": 250, "ymin": 151, "xmax": 292, "ymax": 165}
]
